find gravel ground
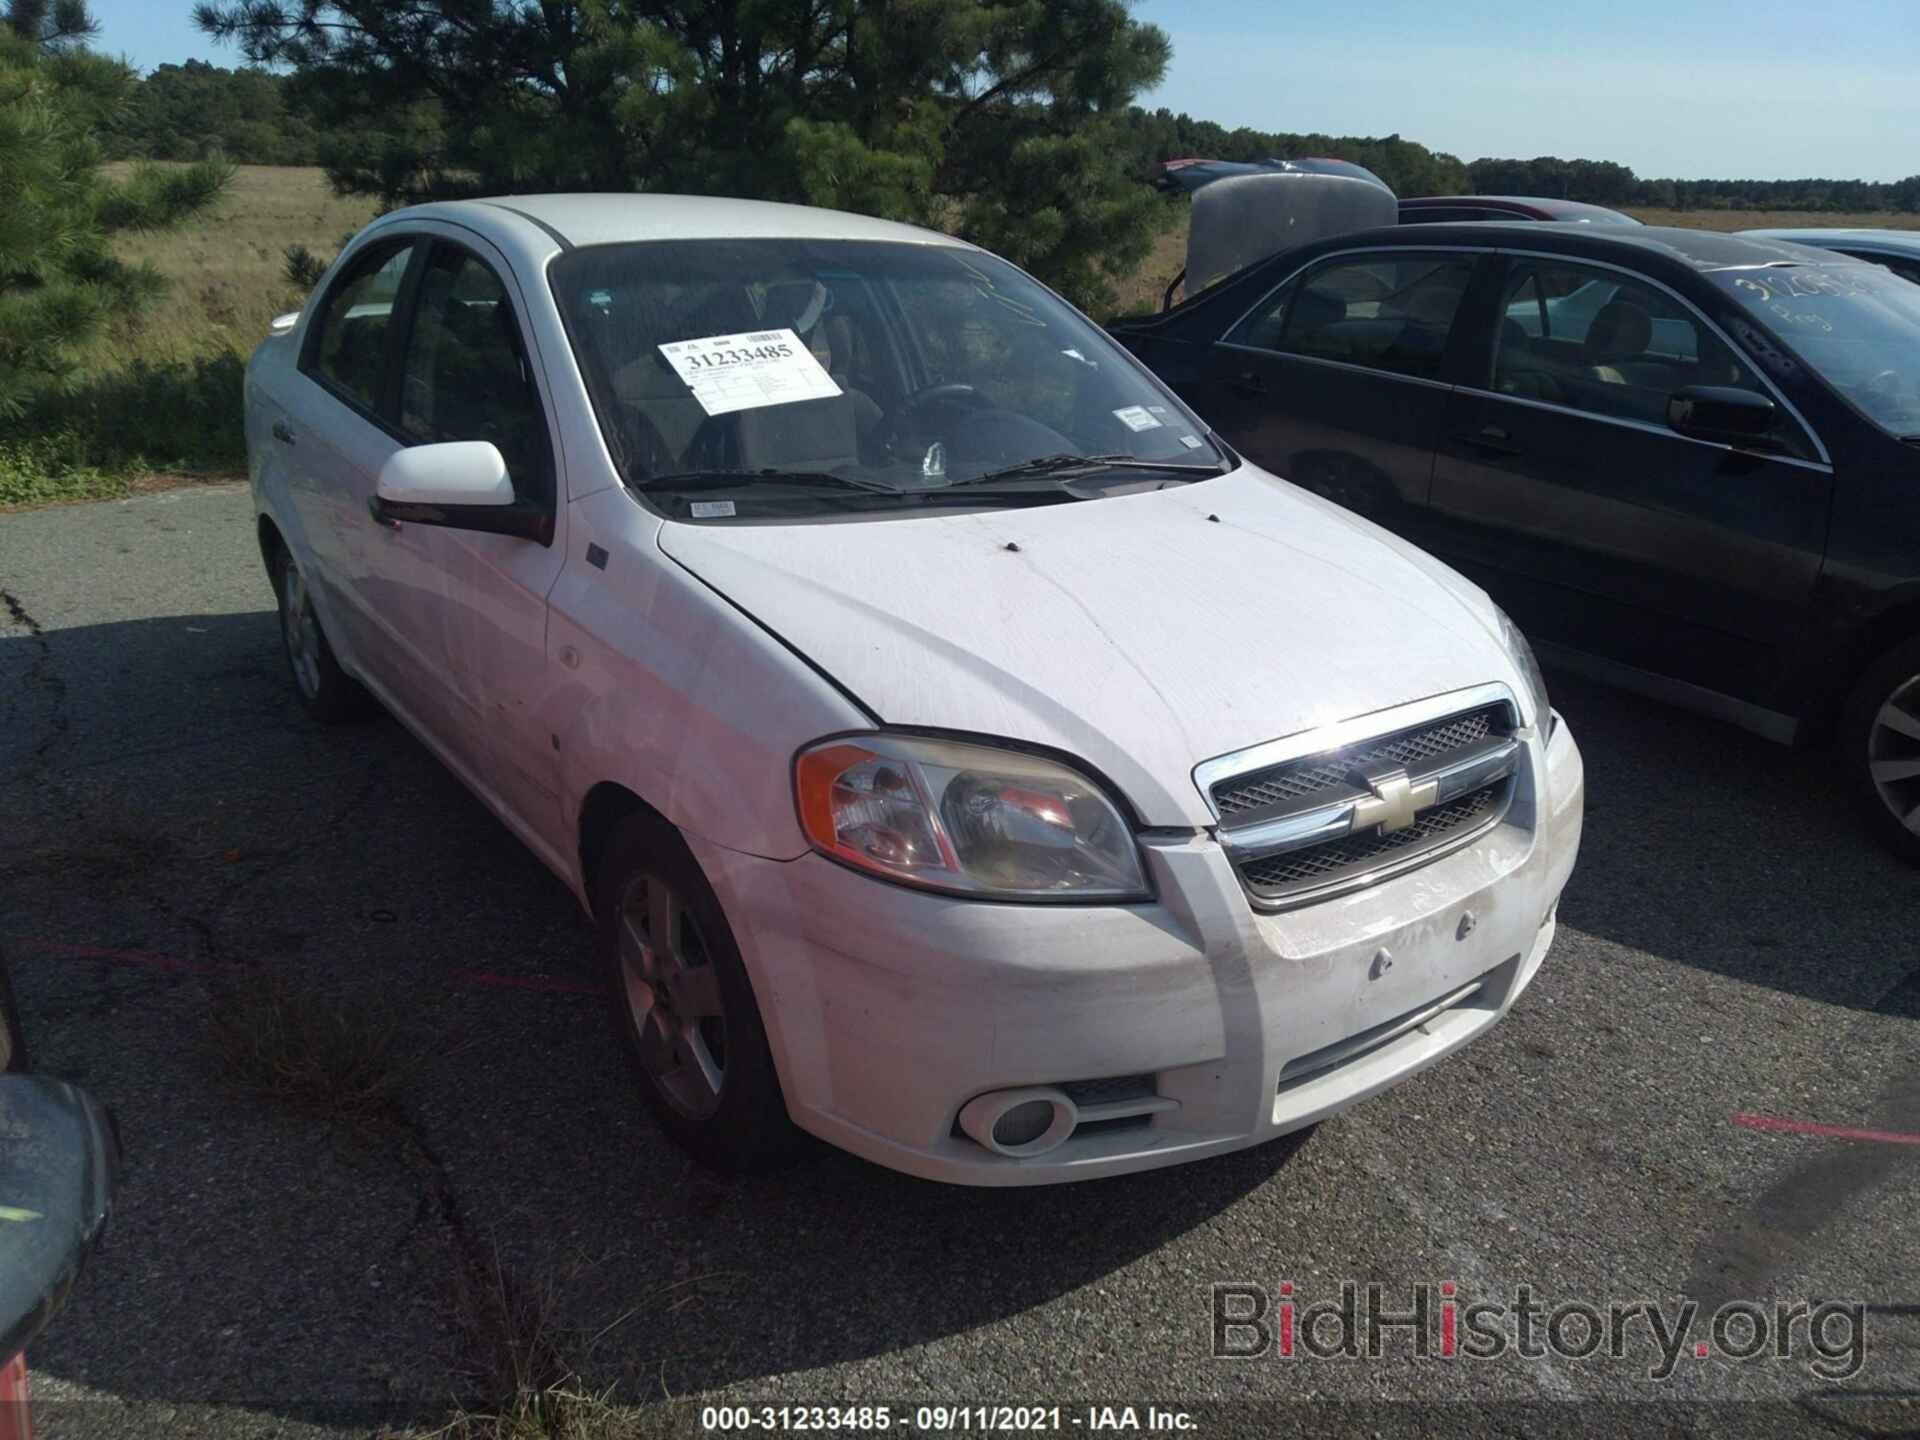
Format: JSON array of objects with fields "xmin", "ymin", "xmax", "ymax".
[{"xmin": 2, "ymin": 482, "xmax": 1915, "ymax": 1439}]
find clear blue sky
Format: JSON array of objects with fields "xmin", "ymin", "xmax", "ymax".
[{"xmin": 88, "ymin": 0, "xmax": 1920, "ymax": 182}]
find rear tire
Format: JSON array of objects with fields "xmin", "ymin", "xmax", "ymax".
[
  {"xmin": 593, "ymin": 813, "xmax": 803, "ymax": 1174},
  {"xmin": 1842, "ymin": 634, "xmax": 1920, "ymax": 866},
  {"xmin": 271, "ymin": 548, "xmax": 370, "ymax": 723}
]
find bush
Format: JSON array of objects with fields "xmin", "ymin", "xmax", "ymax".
[
  {"xmin": 0, "ymin": 432, "xmax": 122, "ymax": 507},
  {"xmin": 22, "ymin": 352, "xmax": 247, "ymax": 471}
]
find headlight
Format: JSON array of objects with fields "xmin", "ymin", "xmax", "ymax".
[
  {"xmin": 794, "ymin": 734, "xmax": 1149, "ymax": 900},
  {"xmin": 1496, "ymin": 608, "xmax": 1551, "ymax": 728}
]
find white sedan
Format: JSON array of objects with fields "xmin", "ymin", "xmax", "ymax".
[{"xmin": 244, "ymin": 194, "xmax": 1584, "ymax": 1185}]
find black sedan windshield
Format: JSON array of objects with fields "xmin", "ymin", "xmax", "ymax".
[
  {"xmin": 1712, "ymin": 261, "xmax": 1920, "ymax": 436},
  {"xmin": 551, "ymin": 239, "xmax": 1225, "ymax": 508}
]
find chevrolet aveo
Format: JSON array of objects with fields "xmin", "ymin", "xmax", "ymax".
[{"xmin": 244, "ymin": 195, "xmax": 1585, "ymax": 1185}]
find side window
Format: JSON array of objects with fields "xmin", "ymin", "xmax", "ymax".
[
  {"xmin": 1490, "ymin": 261, "xmax": 1812, "ymax": 458},
  {"xmin": 1226, "ymin": 253, "xmax": 1475, "ymax": 381},
  {"xmin": 1494, "ymin": 263, "xmax": 1738, "ymax": 424},
  {"xmin": 398, "ymin": 246, "xmax": 551, "ymax": 503},
  {"xmin": 305, "ymin": 243, "xmax": 415, "ymax": 413}
]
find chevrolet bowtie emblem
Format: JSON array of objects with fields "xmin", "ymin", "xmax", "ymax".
[{"xmin": 1350, "ymin": 767, "xmax": 1439, "ymax": 835}]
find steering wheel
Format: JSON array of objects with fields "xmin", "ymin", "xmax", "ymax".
[{"xmin": 874, "ymin": 382, "xmax": 992, "ymax": 460}]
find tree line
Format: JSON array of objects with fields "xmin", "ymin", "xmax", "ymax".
[{"xmin": 109, "ymin": 61, "xmax": 1920, "ymax": 224}]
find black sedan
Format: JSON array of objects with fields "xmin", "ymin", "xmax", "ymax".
[{"xmin": 1109, "ymin": 223, "xmax": 1920, "ymax": 862}]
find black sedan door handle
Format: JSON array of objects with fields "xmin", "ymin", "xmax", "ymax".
[
  {"xmin": 1455, "ymin": 424, "xmax": 1520, "ymax": 455},
  {"xmin": 271, "ymin": 420, "xmax": 296, "ymax": 446},
  {"xmin": 1229, "ymin": 369, "xmax": 1268, "ymax": 397}
]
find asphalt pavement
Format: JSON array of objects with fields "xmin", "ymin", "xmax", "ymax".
[{"xmin": 2, "ymin": 482, "xmax": 1916, "ymax": 1439}]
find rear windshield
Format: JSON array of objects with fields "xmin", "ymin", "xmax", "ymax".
[
  {"xmin": 1711, "ymin": 261, "xmax": 1920, "ymax": 437},
  {"xmin": 549, "ymin": 238, "xmax": 1224, "ymax": 508}
]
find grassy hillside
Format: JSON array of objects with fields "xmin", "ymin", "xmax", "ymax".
[
  {"xmin": 85, "ymin": 164, "xmax": 379, "ymax": 369},
  {"xmin": 2, "ymin": 167, "xmax": 377, "ymax": 508}
]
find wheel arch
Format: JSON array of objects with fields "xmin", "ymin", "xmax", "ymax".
[
  {"xmin": 256, "ymin": 512, "xmax": 287, "ymax": 579},
  {"xmin": 577, "ymin": 781, "xmax": 671, "ymax": 916}
]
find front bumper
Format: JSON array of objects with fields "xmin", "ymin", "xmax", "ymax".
[{"xmin": 695, "ymin": 713, "xmax": 1584, "ymax": 1185}]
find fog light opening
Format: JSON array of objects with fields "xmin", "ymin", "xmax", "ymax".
[
  {"xmin": 993, "ymin": 1099, "xmax": 1056, "ymax": 1149},
  {"xmin": 957, "ymin": 1087, "xmax": 1079, "ymax": 1158}
]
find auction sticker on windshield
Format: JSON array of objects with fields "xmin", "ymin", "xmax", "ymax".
[{"xmin": 658, "ymin": 328, "xmax": 843, "ymax": 416}]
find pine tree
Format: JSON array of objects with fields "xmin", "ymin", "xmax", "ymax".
[
  {"xmin": 0, "ymin": 0, "xmax": 229, "ymax": 417},
  {"xmin": 195, "ymin": 0, "xmax": 1170, "ymax": 313}
]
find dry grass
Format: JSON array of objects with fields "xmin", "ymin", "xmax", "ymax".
[
  {"xmin": 91, "ymin": 164, "xmax": 379, "ymax": 369},
  {"xmin": 208, "ymin": 971, "xmax": 428, "ymax": 1120},
  {"xmin": 1625, "ymin": 208, "xmax": 1920, "ymax": 233},
  {"xmin": 1109, "ymin": 223, "xmax": 1189, "ymax": 319}
]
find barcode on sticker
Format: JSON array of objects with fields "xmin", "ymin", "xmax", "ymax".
[
  {"xmin": 690, "ymin": 500, "xmax": 737, "ymax": 518},
  {"xmin": 746, "ymin": 332, "xmax": 782, "ymax": 343}
]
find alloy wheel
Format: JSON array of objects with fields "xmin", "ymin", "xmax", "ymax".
[
  {"xmin": 1868, "ymin": 671, "xmax": 1920, "ymax": 836},
  {"xmin": 617, "ymin": 872, "xmax": 727, "ymax": 1119},
  {"xmin": 281, "ymin": 561, "xmax": 323, "ymax": 701}
]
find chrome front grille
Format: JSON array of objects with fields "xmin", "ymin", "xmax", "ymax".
[
  {"xmin": 1211, "ymin": 704, "xmax": 1503, "ymax": 820},
  {"xmin": 1239, "ymin": 781, "xmax": 1502, "ymax": 891},
  {"xmin": 1195, "ymin": 686, "xmax": 1523, "ymax": 910}
]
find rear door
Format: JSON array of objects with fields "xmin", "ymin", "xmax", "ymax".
[
  {"xmin": 282, "ymin": 238, "xmax": 422, "ymax": 681},
  {"xmin": 1189, "ymin": 248, "xmax": 1488, "ymax": 533},
  {"xmin": 1426, "ymin": 254, "xmax": 1833, "ymax": 707}
]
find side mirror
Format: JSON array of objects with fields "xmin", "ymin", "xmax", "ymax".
[
  {"xmin": 1666, "ymin": 386, "xmax": 1778, "ymax": 449},
  {"xmin": 1, "ymin": 1076, "xmax": 116, "ymax": 1379},
  {"xmin": 370, "ymin": 442, "xmax": 552, "ymax": 545}
]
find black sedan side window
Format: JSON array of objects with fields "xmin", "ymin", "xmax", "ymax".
[
  {"xmin": 1490, "ymin": 261, "xmax": 1813, "ymax": 461},
  {"xmin": 1226, "ymin": 253, "xmax": 1476, "ymax": 382}
]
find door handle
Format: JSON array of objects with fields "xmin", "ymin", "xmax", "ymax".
[
  {"xmin": 271, "ymin": 420, "xmax": 296, "ymax": 446},
  {"xmin": 367, "ymin": 494, "xmax": 399, "ymax": 529},
  {"xmin": 1454, "ymin": 424, "xmax": 1521, "ymax": 455},
  {"xmin": 1229, "ymin": 370, "xmax": 1268, "ymax": 398}
]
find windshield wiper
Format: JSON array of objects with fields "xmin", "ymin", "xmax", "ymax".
[
  {"xmin": 951, "ymin": 453, "xmax": 1226, "ymax": 488},
  {"xmin": 635, "ymin": 467, "xmax": 903, "ymax": 497}
]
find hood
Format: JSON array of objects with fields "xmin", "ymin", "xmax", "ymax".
[{"xmin": 657, "ymin": 468, "xmax": 1523, "ymax": 827}]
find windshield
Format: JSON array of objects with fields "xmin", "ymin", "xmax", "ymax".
[
  {"xmin": 550, "ymin": 239, "xmax": 1227, "ymax": 514},
  {"xmin": 1711, "ymin": 261, "xmax": 1920, "ymax": 436}
]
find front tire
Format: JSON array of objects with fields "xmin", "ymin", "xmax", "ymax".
[
  {"xmin": 272, "ymin": 549, "xmax": 369, "ymax": 723},
  {"xmin": 1842, "ymin": 635, "xmax": 1920, "ymax": 866},
  {"xmin": 594, "ymin": 814, "xmax": 803, "ymax": 1174}
]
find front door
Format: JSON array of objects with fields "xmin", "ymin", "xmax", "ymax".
[
  {"xmin": 1426, "ymin": 256, "xmax": 1833, "ymax": 708},
  {"xmin": 374, "ymin": 233, "xmax": 569, "ymax": 846},
  {"xmin": 1190, "ymin": 249, "xmax": 1486, "ymax": 534}
]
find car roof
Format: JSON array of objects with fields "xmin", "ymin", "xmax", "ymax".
[
  {"xmin": 1327, "ymin": 220, "xmax": 1867, "ymax": 272},
  {"xmin": 371, "ymin": 193, "xmax": 973, "ymax": 255},
  {"xmin": 1741, "ymin": 227, "xmax": 1920, "ymax": 254},
  {"xmin": 1399, "ymin": 195, "xmax": 1632, "ymax": 222}
]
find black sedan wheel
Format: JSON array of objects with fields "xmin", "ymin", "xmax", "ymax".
[{"xmin": 1844, "ymin": 635, "xmax": 1920, "ymax": 865}]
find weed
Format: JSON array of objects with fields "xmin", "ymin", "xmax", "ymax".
[{"xmin": 207, "ymin": 972, "xmax": 427, "ymax": 1120}]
